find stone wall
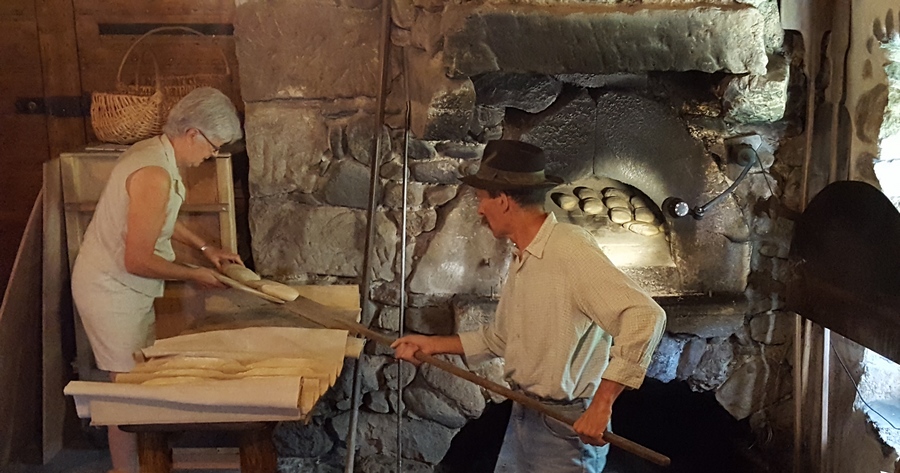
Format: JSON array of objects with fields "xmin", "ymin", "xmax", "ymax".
[{"xmin": 234, "ymin": 0, "xmax": 798, "ymax": 469}]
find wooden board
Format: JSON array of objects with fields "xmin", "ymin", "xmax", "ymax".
[
  {"xmin": 0, "ymin": 192, "xmax": 44, "ymax": 466},
  {"xmin": 42, "ymin": 159, "xmax": 72, "ymax": 463}
]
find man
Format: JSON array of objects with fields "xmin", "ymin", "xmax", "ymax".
[{"xmin": 392, "ymin": 139, "xmax": 666, "ymax": 472}]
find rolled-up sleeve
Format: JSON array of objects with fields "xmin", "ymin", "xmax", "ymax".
[
  {"xmin": 600, "ymin": 304, "xmax": 666, "ymax": 389},
  {"xmin": 459, "ymin": 321, "xmax": 506, "ymax": 367},
  {"xmin": 571, "ymin": 239, "xmax": 666, "ymax": 389}
]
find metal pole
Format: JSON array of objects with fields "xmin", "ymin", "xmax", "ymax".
[
  {"xmin": 397, "ymin": 46, "xmax": 411, "ymax": 473},
  {"xmin": 344, "ymin": 0, "xmax": 393, "ymax": 470}
]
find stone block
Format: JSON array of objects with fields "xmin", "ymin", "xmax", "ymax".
[
  {"xmin": 687, "ymin": 337, "xmax": 736, "ymax": 391},
  {"xmin": 676, "ymin": 337, "xmax": 707, "ymax": 380},
  {"xmin": 404, "ymin": 382, "xmax": 469, "ymax": 428},
  {"xmin": 364, "ymin": 390, "xmax": 391, "ymax": 413},
  {"xmin": 357, "ymin": 456, "xmax": 433, "ymax": 473},
  {"xmin": 442, "ymin": 4, "xmax": 768, "ymax": 77},
  {"xmin": 424, "ymin": 184, "xmax": 459, "ymax": 207},
  {"xmin": 406, "ymin": 306, "xmax": 455, "ymax": 335},
  {"xmin": 473, "ymin": 73, "xmax": 562, "ymax": 113},
  {"xmin": 667, "ymin": 313, "xmax": 746, "ymax": 339},
  {"xmin": 395, "ymin": 208, "xmax": 438, "ymax": 236},
  {"xmin": 434, "ymin": 141, "xmax": 483, "ymax": 160},
  {"xmin": 322, "ymin": 159, "xmax": 377, "ymax": 209},
  {"xmin": 723, "ymin": 54, "xmax": 789, "ymax": 124},
  {"xmin": 407, "ymin": 49, "xmax": 476, "ymax": 140},
  {"xmin": 419, "ymin": 356, "xmax": 486, "ymax": 417},
  {"xmin": 235, "ymin": 0, "xmax": 381, "ymax": 101},
  {"xmin": 411, "ymin": 159, "xmax": 464, "ymax": 184},
  {"xmin": 359, "ymin": 355, "xmax": 391, "ymax": 394},
  {"xmin": 250, "ymin": 200, "xmax": 397, "ymax": 280},
  {"xmin": 384, "ymin": 359, "xmax": 417, "ymax": 390},
  {"xmin": 716, "ymin": 357, "xmax": 791, "ymax": 419},
  {"xmin": 409, "ymin": 188, "xmax": 513, "ymax": 296},
  {"xmin": 245, "ymin": 102, "xmax": 328, "ymax": 197},
  {"xmin": 403, "ymin": 138, "xmax": 437, "ymax": 160},
  {"xmin": 392, "ymin": 0, "xmax": 418, "ymax": 29},
  {"xmin": 273, "ymin": 421, "xmax": 334, "ymax": 458},
  {"xmin": 384, "ymin": 181, "xmax": 426, "ymax": 208},
  {"xmin": 331, "ymin": 412, "xmax": 456, "ymax": 463},
  {"xmin": 347, "ymin": 115, "xmax": 392, "ymax": 165},
  {"xmin": 520, "ymin": 89, "xmax": 596, "ymax": 182},
  {"xmin": 377, "ymin": 306, "xmax": 401, "ymax": 331},
  {"xmin": 749, "ymin": 311, "xmax": 793, "ymax": 345},
  {"xmin": 646, "ymin": 334, "xmax": 687, "ymax": 383},
  {"xmin": 411, "ymin": 9, "xmax": 443, "ymax": 56}
]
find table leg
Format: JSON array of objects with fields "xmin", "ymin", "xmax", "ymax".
[
  {"xmin": 239, "ymin": 424, "xmax": 277, "ymax": 473},
  {"xmin": 136, "ymin": 431, "xmax": 172, "ymax": 473}
]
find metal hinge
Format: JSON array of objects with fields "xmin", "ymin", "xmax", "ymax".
[{"xmin": 15, "ymin": 95, "xmax": 90, "ymax": 118}]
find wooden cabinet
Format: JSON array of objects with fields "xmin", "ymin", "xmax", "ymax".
[{"xmin": 58, "ymin": 146, "xmax": 237, "ymax": 381}]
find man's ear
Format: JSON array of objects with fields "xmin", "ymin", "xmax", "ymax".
[{"xmin": 498, "ymin": 193, "xmax": 511, "ymax": 212}]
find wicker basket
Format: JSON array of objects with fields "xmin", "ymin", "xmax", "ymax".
[{"xmin": 91, "ymin": 26, "xmax": 231, "ymax": 145}]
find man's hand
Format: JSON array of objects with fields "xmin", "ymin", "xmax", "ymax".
[
  {"xmin": 391, "ymin": 335, "xmax": 434, "ymax": 366},
  {"xmin": 575, "ymin": 379, "xmax": 626, "ymax": 446},
  {"xmin": 573, "ymin": 397, "xmax": 613, "ymax": 446},
  {"xmin": 390, "ymin": 334, "xmax": 464, "ymax": 366}
]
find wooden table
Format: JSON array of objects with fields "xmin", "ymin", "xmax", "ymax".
[{"xmin": 121, "ymin": 422, "xmax": 277, "ymax": 473}]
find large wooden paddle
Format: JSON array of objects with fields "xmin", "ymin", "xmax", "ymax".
[{"xmin": 282, "ymin": 295, "xmax": 672, "ymax": 467}]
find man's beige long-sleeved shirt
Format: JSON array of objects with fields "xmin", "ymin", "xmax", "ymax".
[{"xmin": 458, "ymin": 213, "xmax": 666, "ymax": 400}]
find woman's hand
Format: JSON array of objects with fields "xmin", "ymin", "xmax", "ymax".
[
  {"xmin": 202, "ymin": 246, "xmax": 244, "ymax": 271},
  {"xmin": 191, "ymin": 266, "xmax": 226, "ymax": 288}
]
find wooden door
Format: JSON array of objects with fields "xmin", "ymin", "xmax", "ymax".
[
  {"xmin": 1, "ymin": 0, "xmax": 238, "ymax": 465},
  {"xmin": 0, "ymin": 1, "xmax": 50, "ymax": 302},
  {"xmin": 0, "ymin": 0, "xmax": 85, "ymax": 302}
]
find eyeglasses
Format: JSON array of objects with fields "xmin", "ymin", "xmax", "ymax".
[{"xmin": 196, "ymin": 128, "xmax": 220, "ymax": 156}]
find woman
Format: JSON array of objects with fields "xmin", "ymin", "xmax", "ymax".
[{"xmin": 71, "ymin": 87, "xmax": 244, "ymax": 473}]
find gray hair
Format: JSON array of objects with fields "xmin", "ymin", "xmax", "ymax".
[{"xmin": 163, "ymin": 87, "xmax": 242, "ymax": 144}]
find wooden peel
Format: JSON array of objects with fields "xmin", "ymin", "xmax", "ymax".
[
  {"xmin": 281, "ymin": 296, "xmax": 671, "ymax": 467},
  {"xmin": 183, "ymin": 263, "xmax": 285, "ymax": 304}
]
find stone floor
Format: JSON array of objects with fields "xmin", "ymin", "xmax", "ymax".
[
  {"xmin": 5, "ymin": 448, "xmax": 241, "ymax": 473},
  {"xmin": 4, "ymin": 449, "xmax": 111, "ymax": 473}
]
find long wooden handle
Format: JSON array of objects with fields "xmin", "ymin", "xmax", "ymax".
[
  {"xmin": 413, "ymin": 352, "xmax": 670, "ymax": 467},
  {"xmin": 317, "ymin": 314, "xmax": 671, "ymax": 467}
]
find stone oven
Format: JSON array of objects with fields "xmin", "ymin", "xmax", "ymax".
[{"xmin": 234, "ymin": 0, "xmax": 800, "ymax": 470}]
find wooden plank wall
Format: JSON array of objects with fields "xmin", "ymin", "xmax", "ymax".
[
  {"xmin": 1, "ymin": 0, "xmax": 240, "ymax": 301},
  {"xmin": 74, "ymin": 0, "xmax": 241, "ymax": 145},
  {"xmin": 0, "ymin": 0, "xmax": 51, "ymax": 302}
]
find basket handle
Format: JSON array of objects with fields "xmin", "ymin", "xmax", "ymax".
[
  {"xmin": 115, "ymin": 26, "xmax": 231, "ymax": 87},
  {"xmin": 131, "ymin": 50, "xmax": 162, "ymax": 89}
]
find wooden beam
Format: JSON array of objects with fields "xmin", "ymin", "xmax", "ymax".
[
  {"xmin": 42, "ymin": 160, "xmax": 72, "ymax": 463},
  {"xmin": 35, "ymin": 0, "xmax": 86, "ymax": 157}
]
